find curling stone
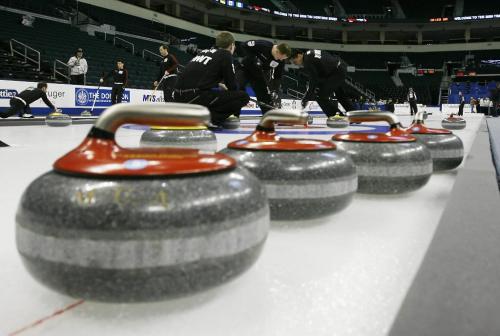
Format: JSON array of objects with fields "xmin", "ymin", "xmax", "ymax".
[
  {"xmin": 222, "ymin": 115, "xmax": 240, "ymax": 129},
  {"xmin": 442, "ymin": 113, "xmax": 466, "ymax": 130},
  {"xmin": 307, "ymin": 113, "xmax": 314, "ymax": 125},
  {"xmin": 140, "ymin": 125, "xmax": 217, "ymax": 151},
  {"xmin": 16, "ymin": 103, "xmax": 270, "ymax": 302},
  {"xmin": 406, "ymin": 111, "xmax": 464, "ymax": 171},
  {"xmin": 80, "ymin": 110, "xmax": 92, "ymax": 117},
  {"xmin": 45, "ymin": 110, "xmax": 72, "ymax": 127},
  {"xmin": 332, "ymin": 111, "xmax": 432, "ymax": 194},
  {"xmin": 221, "ymin": 109, "xmax": 357, "ymax": 220},
  {"xmin": 326, "ymin": 113, "xmax": 349, "ymax": 128}
]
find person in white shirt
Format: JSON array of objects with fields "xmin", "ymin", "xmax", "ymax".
[{"xmin": 67, "ymin": 48, "xmax": 88, "ymax": 85}]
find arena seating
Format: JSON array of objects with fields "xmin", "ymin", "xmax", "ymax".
[
  {"xmin": 463, "ymin": 0, "xmax": 499, "ymax": 16},
  {"xmin": 448, "ymin": 81, "xmax": 497, "ymax": 103},
  {"xmin": 0, "ymin": 10, "xmax": 164, "ymax": 88}
]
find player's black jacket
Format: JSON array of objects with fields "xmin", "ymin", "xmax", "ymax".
[
  {"xmin": 302, "ymin": 49, "xmax": 344, "ymax": 101},
  {"xmin": 103, "ymin": 68, "xmax": 128, "ymax": 85},
  {"xmin": 176, "ymin": 48, "xmax": 237, "ymax": 91},
  {"xmin": 15, "ymin": 87, "xmax": 54, "ymax": 109},
  {"xmin": 156, "ymin": 54, "xmax": 179, "ymax": 81},
  {"xmin": 241, "ymin": 40, "xmax": 284, "ymax": 84}
]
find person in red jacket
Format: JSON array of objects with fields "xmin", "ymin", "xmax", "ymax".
[{"xmin": 154, "ymin": 45, "xmax": 179, "ymax": 102}]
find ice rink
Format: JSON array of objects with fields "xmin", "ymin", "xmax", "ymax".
[{"xmin": 0, "ymin": 112, "xmax": 484, "ymax": 336}]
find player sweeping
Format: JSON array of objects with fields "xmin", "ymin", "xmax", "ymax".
[
  {"xmin": 0, "ymin": 82, "xmax": 56, "ymax": 119},
  {"xmin": 290, "ymin": 49, "xmax": 354, "ymax": 120},
  {"xmin": 236, "ymin": 40, "xmax": 291, "ymax": 114}
]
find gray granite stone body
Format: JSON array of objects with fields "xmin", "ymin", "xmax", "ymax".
[
  {"xmin": 413, "ymin": 134, "xmax": 464, "ymax": 171},
  {"xmin": 442, "ymin": 119, "xmax": 466, "ymax": 130},
  {"xmin": 139, "ymin": 129, "xmax": 217, "ymax": 151},
  {"xmin": 326, "ymin": 118, "xmax": 349, "ymax": 128},
  {"xmin": 331, "ymin": 141, "xmax": 432, "ymax": 194},
  {"xmin": 220, "ymin": 148, "xmax": 357, "ymax": 220},
  {"xmin": 16, "ymin": 167, "xmax": 269, "ymax": 302},
  {"xmin": 222, "ymin": 116, "xmax": 240, "ymax": 129},
  {"xmin": 45, "ymin": 114, "xmax": 72, "ymax": 127}
]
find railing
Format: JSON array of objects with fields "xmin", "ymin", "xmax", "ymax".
[
  {"xmin": 283, "ymin": 75, "xmax": 299, "ymax": 88},
  {"xmin": 114, "ymin": 36, "xmax": 135, "ymax": 54},
  {"xmin": 287, "ymin": 88, "xmax": 304, "ymax": 99},
  {"xmin": 10, "ymin": 39, "xmax": 40, "ymax": 71},
  {"xmin": 53, "ymin": 59, "xmax": 70, "ymax": 83},
  {"xmin": 142, "ymin": 49, "xmax": 162, "ymax": 60}
]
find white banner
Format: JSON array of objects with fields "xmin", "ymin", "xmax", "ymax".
[{"xmin": 0, "ymin": 79, "xmax": 165, "ymax": 114}]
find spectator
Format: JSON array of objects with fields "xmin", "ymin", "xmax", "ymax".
[
  {"xmin": 67, "ymin": 48, "xmax": 88, "ymax": 85},
  {"xmin": 407, "ymin": 87, "xmax": 418, "ymax": 115}
]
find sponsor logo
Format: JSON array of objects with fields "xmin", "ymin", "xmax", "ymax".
[
  {"xmin": 47, "ymin": 91, "xmax": 65, "ymax": 99},
  {"xmin": 75, "ymin": 88, "xmax": 130, "ymax": 106},
  {"xmin": 0, "ymin": 89, "xmax": 18, "ymax": 99},
  {"xmin": 142, "ymin": 94, "xmax": 164, "ymax": 103}
]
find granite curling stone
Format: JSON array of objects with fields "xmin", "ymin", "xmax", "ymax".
[
  {"xmin": 140, "ymin": 125, "xmax": 217, "ymax": 151},
  {"xmin": 406, "ymin": 111, "xmax": 464, "ymax": 171},
  {"xmin": 80, "ymin": 110, "xmax": 92, "ymax": 117},
  {"xmin": 45, "ymin": 110, "xmax": 72, "ymax": 127},
  {"xmin": 222, "ymin": 115, "xmax": 240, "ymax": 129},
  {"xmin": 326, "ymin": 113, "xmax": 349, "ymax": 128},
  {"xmin": 16, "ymin": 103, "xmax": 270, "ymax": 302},
  {"xmin": 331, "ymin": 110, "xmax": 432, "ymax": 194},
  {"xmin": 442, "ymin": 113, "xmax": 466, "ymax": 130},
  {"xmin": 221, "ymin": 109, "xmax": 357, "ymax": 221},
  {"xmin": 307, "ymin": 113, "xmax": 314, "ymax": 125}
]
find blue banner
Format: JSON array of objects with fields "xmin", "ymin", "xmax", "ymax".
[
  {"xmin": 75, "ymin": 87, "xmax": 130, "ymax": 106},
  {"xmin": 0, "ymin": 88, "xmax": 19, "ymax": 100}
]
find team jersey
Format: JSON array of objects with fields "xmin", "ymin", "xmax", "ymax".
[
  {"xmin": 176, "ymin": 48, "xmax": 237, "ymax": 91},
  {"xmin": 157, "ymin": 54, "xmax": 179, "ymax": 81},
  {"xmin": 15, "ymin": 87, "xmax": 54, "ymax": 109},
  {"xmin": 103, "ymin": 68, "xmax": 128, "ymax": 85},
  {"xmin": 241, "ymin": 40, "xmax": 285, "ymax": 81},
  {"xmin": 302, "ymin": 49, "xmax": 344, "ymax": 101}
]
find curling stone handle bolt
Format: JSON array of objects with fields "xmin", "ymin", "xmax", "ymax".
[
  {"xmin": 346, "ymin": 110, "xmax": 402, "ymax": 129},
  {"xmin": 94, "ymin": 103, "xmax": 210, "ymax": 135},
  {"xmin": 258, "ymin": 109, "xmax": 309, "ymax": 129}
]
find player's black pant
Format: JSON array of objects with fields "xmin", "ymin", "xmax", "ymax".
[
  {"xmin": 0, "ymin": 98, "xmax": 31, "ymax": 118},
  {"xmin": 309, "ymin": 69, "xmax": 354, "ymax": 117},
  {"xmin": 458, "ymin": 102, "xmax": 465, "ymax": 116},
  {"xmin": 409, "ymin": 99, "xmax": 418, "ymax": 115},
  {"xmin": 236, "ymin": 63, "xmax": 274, "ymax": 114},
  {"xmin": 111, "ymin": 84, "xmax": 125, "ymax": 105},
  {"xmin": 70, "ymin": 74, "xmax": 85, "ymax": 85},
  {"xmin": 173, "ymin": 89, "xmax": 249, "ymax": 125},
  {"xmin": 162, "ymin": 75, "xmax": 177, "ymax": 102}
]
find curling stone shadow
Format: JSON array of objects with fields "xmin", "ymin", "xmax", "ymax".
[{"xmin": 271, "ymin": 212, "xmax": 343, "ymax": 230}]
